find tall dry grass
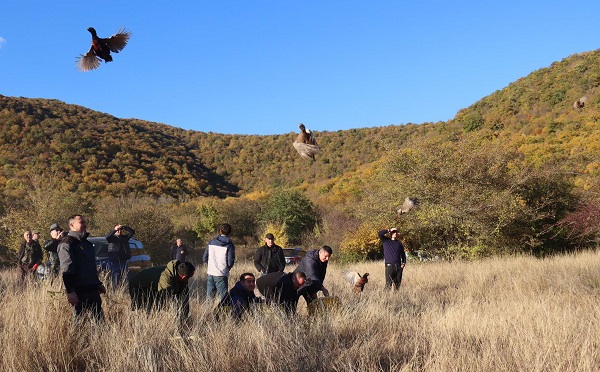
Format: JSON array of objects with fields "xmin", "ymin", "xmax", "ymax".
[{"xmin": 0, "ymin": 251, "xmax": 598, "ymax": 371}]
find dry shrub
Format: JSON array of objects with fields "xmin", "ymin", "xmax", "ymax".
[{"xmin": 0, "ymin": 251, "xmax": 599, "ymax": 371}]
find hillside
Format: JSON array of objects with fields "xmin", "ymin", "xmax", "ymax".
[
  {"xmin": 1, "ymin": 49, "xmax": 599, "ymax": 203},
  {"xmin": 0, "ymin": 94, "xmax": 423, "ymax": 200}
]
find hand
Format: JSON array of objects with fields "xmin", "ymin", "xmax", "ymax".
[
  {"xmin": 180, "ymin": 250, "xmax": 185, "ymax": 255},
  {"xmin": 401, "ymin": 263, "xmax": 406, "ymax": 269},
  {"xmin": 114, "ymin": 225, "xmax": 122, "ymax": 231},
  {"xmin": 321, "ymin": 287, "xmax": 330, "ymax": 297},
  {"xmin": 98, "ymin": 284, "xmax": 106, "ymax": 294},
  {"xmin": 67, "ymin": 292, "xmax": 79, "ymax": 306}
]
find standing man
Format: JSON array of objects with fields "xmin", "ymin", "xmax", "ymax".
[
  {"xmin": 105, "ymin": 224, "xmax": 135, "ymax": 286},
  {"xmin": 294, "ymin": 245, "xmax": 332, "ymax": 302},
  {"xmin": 203, "ymin": 223, "xmax": 235, "ymax": 302},
  {"xmin": 58, "ymin": 214, "xmax": 106, "ymax": 321},
  {"xmin": 170, "ymin": 238, "xmax": 189, "ymax": 262},
  {"xmin": 129, "ymin": 260, "xmax": 196, "ymax": 322},
  {"xmin": 253, "ymin": 233, "xmax": 285, "ymax": 275},
  {"xmin": 378, "ymin": 227, "xmax": 406, "ymax": 290},
  {"xmin": 44, "ymin": 223, "xmax": 66, "ymax": 277},
  {"xmin": 17, "ymin": 230, "xmax": 43, "ymax": 280},
  {"xmin": 32, "ymin": 230, "xmax": 41, "ymax": 244}
]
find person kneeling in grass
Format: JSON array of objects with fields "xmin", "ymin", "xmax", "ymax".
[
  {"xmin": 215, "ymin": 272, "xmax": 261, "ymax": 320},
  {"xmin": 129, "ymin": 260, "xmax": 195, "ymax": 322}
]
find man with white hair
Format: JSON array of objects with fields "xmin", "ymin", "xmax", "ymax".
[{"xmin": 378, "ymin": 228, "xmax": 406, "ymax": 290}]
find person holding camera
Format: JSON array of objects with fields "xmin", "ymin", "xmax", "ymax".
[{"xmin": 105, "ymin": 224, "xmax": 135, "ymax": 286}]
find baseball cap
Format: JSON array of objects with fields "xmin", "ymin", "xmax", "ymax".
[
  {"xmin": 265, "ymin": 233, "xmax": 275, "ymax": 240},
  {"xmin": 49, "ymin": 223, "xmax": 62, "ymax": 232}
]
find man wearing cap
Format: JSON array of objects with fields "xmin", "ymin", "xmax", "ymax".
[
  {"xmin": 253, "ymin": 233, "xmax": 285, "ymax": 276},
  {"xmin": 44, "ymin": 223, "xmax": 67, "ymax": 276},
  {"xmin": 378, "ymin": 228, "xmax": 406, "ymax": 290}
]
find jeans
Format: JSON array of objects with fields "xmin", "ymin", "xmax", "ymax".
[
  {"xmin": 108, "ymin": 260, "xmax": 129, "ymax": 287},
  {"xmin": 206, "ymin": 275, "xmax": 229, "ymax": 301},
  {"xmin": 385, "ymin": 264, "xmax": 404, "ymax": 290}
]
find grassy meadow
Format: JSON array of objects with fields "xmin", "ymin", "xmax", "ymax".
[{"xmin": 0, "ymin": 250, "xmax": 598, "ymax": 371}]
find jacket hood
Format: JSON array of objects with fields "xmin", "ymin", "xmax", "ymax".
[{"xmin": 209, "ymin": 235, "xmax": 232, "ymax": 247}]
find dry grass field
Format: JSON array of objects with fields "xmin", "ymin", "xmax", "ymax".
[{"xmin": 0, "ymin": 250, "xmax": 598, "ymax": 371}]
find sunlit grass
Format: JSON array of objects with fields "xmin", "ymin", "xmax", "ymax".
[{"xmin": 0, "ymin": 251, "xmax": 598, "ymax": 371}]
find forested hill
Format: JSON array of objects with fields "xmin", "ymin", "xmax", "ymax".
[
  {"xmin": 0, "ymin": 95, "xmax": 418, "ymax": 199},
  {"xmin": 1, "ymin": 49, "xmax": 599, "ymax": 201}
]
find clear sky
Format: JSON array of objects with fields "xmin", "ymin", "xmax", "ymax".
[{"xmin": 1, "ymin": 1, "xmax": 599, "ymax": 135}]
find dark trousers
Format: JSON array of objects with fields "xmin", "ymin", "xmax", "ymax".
[
  {"xmin": 73, "ymin": 290, "xmax": 104, "ymax": 321},
  {"xmin": 385, "ymin": 264, "xmax": 403, "ymax": 290}
]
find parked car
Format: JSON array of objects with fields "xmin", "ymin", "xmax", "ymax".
[
  {"xmin": 89, "ymin": 236, "xmax": 153, "ymax": 279},
  {"xmin": 283, "ymin": 248, "xmax": 305, "ymax": 266}
]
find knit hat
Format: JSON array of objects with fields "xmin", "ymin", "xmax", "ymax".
[{"xmin": 265, "ymin": 233, "xmax": 275, "ymax": 240}]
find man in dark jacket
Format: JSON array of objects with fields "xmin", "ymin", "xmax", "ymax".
[
  {"xmin": 105, "ymin": 224, "xmax": 135, "ymax": 286},
  {"xmin": 294, "ymin": 246, "xmax": 332, "ymax": 302},
  {"xmin": 379, "ymin": 228, "xmax": 406, "ymax": 290},
  {"xmin": 17, "ymin": 230, "xmax": 43, "ymax": 280},
  {"xmin": 58, "ymin": 214, "xmax": 106, "ymax": 320},
  {"xmin": 216, "ymin": 272, "xmax": 261, "ymax": 320},
  {"xmin": 257, "ymin": 271, "xmax": 306, "ymax": 315},
  {"xmin": 44, "ymin": 223, "xmax": 67, "ymax": 277},
  {"xmin": 253, "ymin": 233, "xmax": 285, "ymax": 275},
  {"xmin": 170, "ymin": 238, "xmax": 189, "ymax": 262},
  {"xmin": 129, "ymin": 260, "xmax": 196, "ymax": 322}
]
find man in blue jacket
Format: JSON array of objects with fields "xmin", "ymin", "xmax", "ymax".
[
  {"xmin": 215, "ymin": 272, "xmax": 261, "ymax": 320},
  {"xmin": 203, "ymin": 223, "xmax": 235, "ymax": 301},
  {"xmin": 378, "ymin": 227, "xmax": 406, "ymax": 290}
]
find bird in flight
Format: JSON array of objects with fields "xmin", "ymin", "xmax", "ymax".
[{"xmin": 76, "ymin": 27, "xmax": 131, "ymax": 71}]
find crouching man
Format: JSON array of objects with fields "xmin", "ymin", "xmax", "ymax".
[
  {"xmin": 257, "ymin": 271, "xmax": 306, "ymax": 315},
  {"xmin": 215, "ymin": 272, "xmax": 261, "ymax": 320},
  {"xmin": 129, "ymin": 260, "xmax": 196, "ymax": 322}
]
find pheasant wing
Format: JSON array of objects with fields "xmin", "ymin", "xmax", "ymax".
[
  {"xmin": 76, "ymin": 47, "xmax": 101, "ymax": 71},
  {"xmin": 105, "ymin": 27, "xmax": 131, "ymax": 53},
  {"xmin": 293, "ymin": 142, "xmax": 319, "ymax": 160},
  {"xmin": 342, "ymin": 271, "xmax": 360, "ymax": 285}
]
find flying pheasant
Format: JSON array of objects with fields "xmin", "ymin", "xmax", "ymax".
[
  {"xmin": 342, "ymin": 272, "xmax": 369, "ymax": 293},
  {"xmin": 293, "ymin": 123, "xmax": 319, "ymax": 160},
  {"xmin": 76, "ymin": 27, "xmax": 131, "ymax": 71},
  {"xmin": 397, "ymin": 197, "xmax": 418, "ymax": 217}
]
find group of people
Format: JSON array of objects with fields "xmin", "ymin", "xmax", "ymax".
[{"xmin": 17, "ymin": 213, "xmax": 408, "ymax": 324}]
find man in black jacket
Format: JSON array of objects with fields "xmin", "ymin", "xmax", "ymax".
[
  {"xmin": 257, "ymin": 271, "xmax": 306, "ymax": 314},
  {"xmin": 294, "ymin": 245, "xmax": 332, "ymax": 302},
  {"xmin": 106, "ymin": 224, "xmax": 135, "ymax": 286},
  {"xmin": 58, "ymin": 214, "xmax": 106, "ymax": 321},
  {"xmin": 253, "ymin": 233, "xmax": 285, "ymax": 275}
]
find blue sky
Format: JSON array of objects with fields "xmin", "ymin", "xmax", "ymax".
[{"xmin": 1, "ymin": 1, "xmax": 599, "ymax": 135}]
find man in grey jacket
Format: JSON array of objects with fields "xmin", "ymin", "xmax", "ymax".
[{"xmin": 58, "ymin": 214, "xmax": 106, "ymax": 321}]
